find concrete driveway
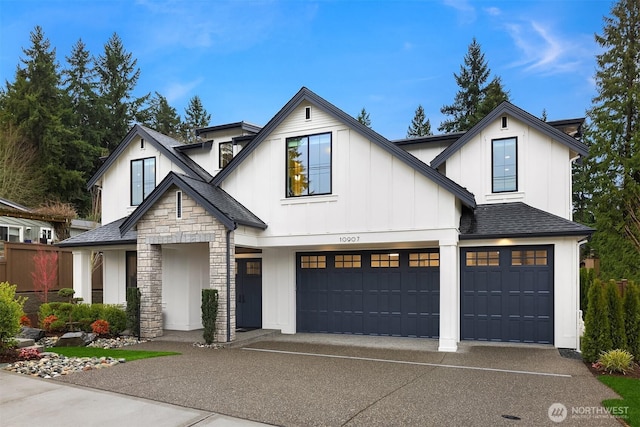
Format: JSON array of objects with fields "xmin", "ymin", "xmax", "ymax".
[{"xmin": 23, "ymin": 335, "xmax": 623, "ymax": 426}]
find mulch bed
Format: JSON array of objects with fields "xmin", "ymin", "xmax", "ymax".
[{"xmin": 585, "ymin": 361, "xmax": 640, "ymax": 379}]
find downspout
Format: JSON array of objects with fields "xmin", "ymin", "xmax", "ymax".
[
  {"xmin": 226, "ymin": 228, "xmax": 233, "ymax": 343},
  {"xmin": 576, "ymin": 237, "xmax": 590, "ymax": 352}
]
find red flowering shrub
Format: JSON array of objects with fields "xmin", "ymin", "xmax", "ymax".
[
  {"xmin": 42, "ymin": 315, "xmax": 58, "ymax": 331},
  {"xmin": 18, "ymin": 347, "xmax": 41, "ymax": 361},
  {"xmin": 20, "ymin": 315, "xmax": 32, "ymax": 327},
  {"xmin": 91, "ymin": 319, "xmax": 110, "ymax": 336}
]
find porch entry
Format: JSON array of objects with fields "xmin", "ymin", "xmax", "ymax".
[{"xmin": 236, "ymin": 258, "xmax": 262, "ymax": 329}]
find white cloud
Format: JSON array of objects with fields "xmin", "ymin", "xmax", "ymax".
[
  {"xmin": 504, "ymin": 20, "xmax": 590, "ymax": 75},
  {"xmin": 484, "ymin": 6, "xmax": 501, "ymax": 16},
  {"xmin": 442, "ymin": 0, "xmax": 476, "ymax": 24},
  {"xmin": 164, "ymin": 79, "xmax": 204, "ymax": 105}
]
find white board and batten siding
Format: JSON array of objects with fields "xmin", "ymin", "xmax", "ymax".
[
  {"xmin": 100, "ymin": 135, "xmax": 190, "ymax": 224},
  {"xmin": 223, "ymin": 102, "xmax": 460, "ymax": 247},
  {"xmin": 444, "ymin": 115, "xmax": 574, "ymax": 220}
]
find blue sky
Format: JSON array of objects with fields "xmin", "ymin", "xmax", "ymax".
[{"xmin": 1, "ymin": 0, "xmax": 613, "ymax": 140}]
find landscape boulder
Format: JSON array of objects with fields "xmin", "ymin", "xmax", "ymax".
[
  {"xmin": 18, "ymin": 327, "xmax": 45, "ymax": 341},
  {"xmin": 55, "ymin": 331, "xmax": 95, "ymax": 347}
]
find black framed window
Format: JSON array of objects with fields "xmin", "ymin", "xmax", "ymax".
[
  {"xmin": 492, "ymin": 137, "xmax": 517, "ymax": 192},
  {"xmin": 286, "ymin": 132, "xmax": 331, "ymax": 197},
  {"xmin": 131, "ymin": 157, "xmax": 156, "ymax": 206},
  {"xmin": 219, "ymin": 142, "xmax": 233, "ymax": 169}
]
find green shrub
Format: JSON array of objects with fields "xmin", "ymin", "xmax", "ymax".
[
  {"xmin": 58, "ymin": 288, "xmax": 75, "ymax": 302},
  {"xmin": 38, "ymin": 303, "xmax": 54, "ymax": 327},
  {"xmin": 71, "ymin": 304, "xmax": 93, "ymax": 323},
  {"xmin": 597, "ymin": 349, "xmax": 635, "ymax": 375},
  {"xmin": 126, "ymin": 287, "xmax": 141, "ymax": 337},
  {"xmin": 580, "ymin": 268, "xmax": 595, "ymax": 311},
  {"xmin": 605, "ymin": 280, "xmax": 627, "ymax": 350},
  {"xmin": 582, "ymin": 279, "xmax": 612, "ymax": 362},
  {"xmin": 202, "ymin": 289, "xmax": 219, "ymax": 344},
  {"xmin": 90, "ymin": 304, "xmax": 104, "ymax": 321},
  {"xmin": 102, "ymin": 305, "xmax": 126, "ymax": 335},
  {"xmin": 0, "ymin": 282, "xmax": 27, "ymax": 350},
  {"xmin": 49, "ymin": 319, "xmax": 66, "ymax": 333},
  {"xmin": 623, "ymin": 282, "xmax": 640, "ymax": 359}
]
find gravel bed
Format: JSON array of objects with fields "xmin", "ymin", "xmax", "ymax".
[{"xmin": 3, "ymin": 336, "xmax": 147, "ymax": 379}]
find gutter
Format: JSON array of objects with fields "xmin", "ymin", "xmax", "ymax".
[{"xmin": 226, "ymin": 229, "xmax": 232, "ymax": 343}]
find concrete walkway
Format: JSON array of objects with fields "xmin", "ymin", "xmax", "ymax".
[
  {"xmin": 0, "ymin": 369, "xmax": 270, "ymax": 427},
  {"xmin": 1, "ymin": 332, "xmax": 624, "ymax": 426}
]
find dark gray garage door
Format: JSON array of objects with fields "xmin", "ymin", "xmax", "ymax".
[
  {"xmin": 461, "ymin": 246, "xmax": 553, "ymax": 344},
  {"xmin": 297, "ymin": 250, "xmax": 439, "ymax": 338}
]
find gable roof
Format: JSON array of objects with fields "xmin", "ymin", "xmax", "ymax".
[
  {"xmin": 58, "ymin": 217, "xmax": 137, "ymax": 248},
  {"xmin": 431, "ymin": 102, "xmax": 588, "ymax": 169},
  {"xmin": 87, "ymin": 125, "xmax": 213, "ymax": 190},
  {"xmin": 119, "ymin": 172, "xmax": 267, "ymax": 234},
  {"xmin": 459, "ymin": 202, "xmax": 594, "ymax": 240},
  {"xmin": 0, "ymin": 197, "xmax": 30, "ymax": 212},
  {"xmin": 213, "ymin": 87, "xmax": 477, "ymax": 208}
]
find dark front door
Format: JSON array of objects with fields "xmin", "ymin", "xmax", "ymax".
[
  {"xmin": 236, "ymin": 259, "xmax": 262, "ymax": 329},
  {"xmin": 460, "ymin": 246, "xmax": 554, "ymax": 344}
]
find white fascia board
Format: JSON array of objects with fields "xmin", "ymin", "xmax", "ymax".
[{"xmin": 252, "ymin": 228, "xmax": 459, "ymax": 249}]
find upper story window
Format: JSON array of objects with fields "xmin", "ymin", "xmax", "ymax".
[
  {"xmin": 219, "ymin": 142, "xmax": 233, "ymax": 169},
  {"xmin": 492, "ymin": 137, "xmax": 517, "ymax": 193},
  {"xmin": 286, "ymin": 132, "xmax": 331, "ymax": 197},
  {"xmin": 131, "ymin": 157, "xmax": 156, "ymax": 206}
]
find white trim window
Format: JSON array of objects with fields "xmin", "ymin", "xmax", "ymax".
[{"xmin": 0, "ymin": 225, "xmax": 21, "ymax": 242}]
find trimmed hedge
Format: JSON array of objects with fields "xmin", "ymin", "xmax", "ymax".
[
  {"xmin": 38, "ymin": 302, "xmax": 127, "ymax": 335},
  {"xmin": 202, "ymin": 289, "xmax": 219, "ymax": 344}
]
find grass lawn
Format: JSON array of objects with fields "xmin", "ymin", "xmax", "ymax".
[
  {"xmin": 599, "ymin": 376, "xmax": 639, "ymax": 427},
  {"xmin": 47, "ymin": 347, "xmax": 180, "ymax": 362}
]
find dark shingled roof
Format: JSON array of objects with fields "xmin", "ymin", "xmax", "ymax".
[
  {"xmin": 58, "ymin": 217, "xmax": 136, "ymax": 248},
  {"xmin": 119, "ymin": 172, "xmax": 267, "ymax": 234},
  {"xmin": 459, "ymin": 202, "xmax": 594, "ymax": 240}
]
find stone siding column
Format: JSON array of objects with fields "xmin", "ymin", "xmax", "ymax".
[
  {"xmin": 137, "ymin": 242, "xmax": 163, "ymax": 338},
  {"xmin": 209, "ymin": 230, "xmax": 235, "ymax": 342}
]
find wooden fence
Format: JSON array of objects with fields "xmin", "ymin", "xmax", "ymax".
[{"xmin": 0, "ymin": 242, "xmax": 73, "ymax": 291}]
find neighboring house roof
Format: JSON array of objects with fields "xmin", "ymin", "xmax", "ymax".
[
  {"xmin": 87, "ymin": 125, "xmax": 213, "ymax": 190},
  {"xmin": 120, "ymin": 172, "xmax": 267, "ymax": 234},
  {"xmin": 58, "ymin": 217, "xmax": 137, "ymax": 248},
  {"xmin": 431, "ymin": 102, "xmax": 589, "ymax": 169},
  {"xmin": 0, "ymin": 197, "xmax": 30, "ymax": 212},
  {"xmin": 213, "ymin": 87, "xmax": 477, "ymax": 208},
  {"xmin": 459, "ymin": 202, "xmax": 594, "ymax": 240},
  {"xmin": 196, "ymin": 121, "xmax": 262, "ymax": 136}
]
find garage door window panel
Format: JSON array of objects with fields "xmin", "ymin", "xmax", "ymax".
[
  {"xmin": 466, "ymin": 251, "xmax": 500, "ymax": 267},
  {"xmin": 371, "ymin": 253, "xmax": 400, "ymax": 267}
]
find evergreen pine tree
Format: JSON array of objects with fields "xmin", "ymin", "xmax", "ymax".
[
  {"xmin": 578, "ymin": 0, "xmax": 640, "ymax": 279},
  {"xmin": 144, "ymin": 92, "xmax": 182, "ymax": 139},
  {"xmin": 439, "ymin": 38, "xmax": 509, "ymax": 133},
  {"xmin": 623, "ymin": 282, "xmax": 640, "ymax": 358},
  {"xmin": 605, "ymin": 280, "xmax": 627, "ymax": 350},
  {"xmin": 356, "ymin": 107, "xmax": 371, "ymax": 128},
  {"xmin": 407, "ymin": 105, "xmax": 432, "ymax": 138},
  {"xmin": 95, "ymin": 33, "xmax": 149, "ymax": 153},
  {"xmin": 581, "ymin": 279, "xmax": 612, "ymax": 362},
  {"xmin": 182, "ymin": 95, "xmax": 211, "ymax": 143}
]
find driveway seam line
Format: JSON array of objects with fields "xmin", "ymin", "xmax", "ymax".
[{"xmin": 242, "ymin": 347, "xmax": 572, "ymax": 378}]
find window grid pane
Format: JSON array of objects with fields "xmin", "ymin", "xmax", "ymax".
[
  {"xmin": 512, "ymin": 250, "xmax": 547, "ymax": 266},
  {"xmin": 466, "ymin": 251, "xmax": 500, "ymax": 267},
  {"xmin": 335, "ymin": 254, "xmax": 361, "ymax": 268},
  {"xmin": 409, "ymin": 252, "xmax": 439, "ymax": 267},
  {"xmin": 301, "ymin": 255, "xmax": 326, "ymax": 269},
  {"xmin": 371, "ymin": 253, "xmax": 399, "ymax": 268},
  {"xmin": 246, "ymin": 261, "xmax": 261, "ymax": 275}
]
